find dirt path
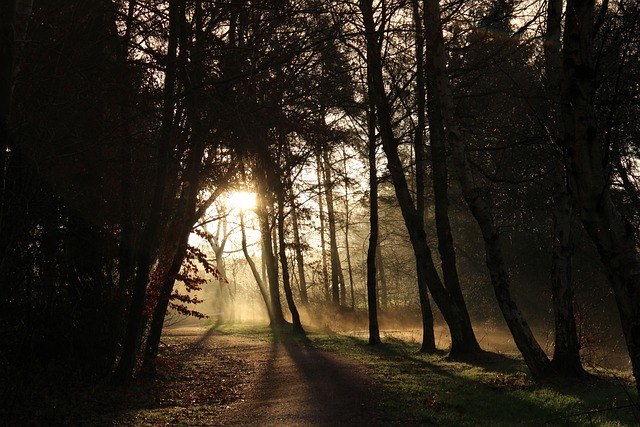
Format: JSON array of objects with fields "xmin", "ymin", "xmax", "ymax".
[{"xmin": 187, "ymin": 329, "xmax": 382, "ymax": 426}]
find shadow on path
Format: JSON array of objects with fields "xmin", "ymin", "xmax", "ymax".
[{"xmin": 210, "ymin": 334, "xmax": 382, "ymax": 427}]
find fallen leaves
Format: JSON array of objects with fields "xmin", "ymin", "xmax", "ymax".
[{"xmin": 85, "ymin": 332, "xmax": 253, "ymax": 426}]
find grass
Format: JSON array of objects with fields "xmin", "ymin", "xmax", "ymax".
[
  {"xmin": 216, "ymin": 323, "xmax": 640, "ymax": 426},
  {"xmin": 8, "ymin": 322, "xmax": 636, "ymax": 426}
]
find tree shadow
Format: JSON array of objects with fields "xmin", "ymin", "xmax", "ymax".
[{"xmin": 294, "ymin": 333, "xmax": 640, "ymax": 425}]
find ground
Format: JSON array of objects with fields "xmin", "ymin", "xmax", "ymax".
[{"xmin": 103, "ymin": 326, "xmax": 382, "ymax": 426}]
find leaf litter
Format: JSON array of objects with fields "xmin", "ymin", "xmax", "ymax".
[{"xmin": 82, "ymin": 333, "xmax": 252, "ymax": 426}]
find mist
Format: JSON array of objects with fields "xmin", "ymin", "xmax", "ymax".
[{"xmin": 172, "ymin": 229, "xmax": 631, "ymax": 373}]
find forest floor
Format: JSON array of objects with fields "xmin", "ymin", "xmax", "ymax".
[
  {"xmin": 90, "ymin": 325, "xmax": 382, "ymax": 426},
  {"xmin": 8, "ymin": 321, "xmax": 638, "ymax": 426}
]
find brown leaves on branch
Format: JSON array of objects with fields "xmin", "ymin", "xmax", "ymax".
[{"xmin": 146, "ymin": 243, "xmax": 227, "ymax": 319}]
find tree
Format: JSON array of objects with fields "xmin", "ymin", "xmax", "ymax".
[
  {"xmin": 360, "ymin": 0, "xmax": 481, "ymax": 356},
  {"xmin": 276, "ymin": 175, "xmax": 305, "ymax": 335},
  {"xmin": 544, "ymin": 0, "xmax": 584, "ymax": 376},
  {"xmin": 418, "ymin": 0, "xmax": 480, "ymax": 353},
  {"xmin": 412, "ymin": 0, "xmax": 437, "ymax": 351},
  {"xmin": 560, "ymin": 0, "xmax": 640, "ymax": 393},
  {"xmin": 203, "ymin": 202, "xmax": 236, "ymax": 323},
  {"xmin": 321, "ymin": 142, "xmax": 347, "ymax": 306},
  {"xmin": 316, "ymin": 151, "xmax": 331, "ymax": 301},
  {"xmin": 115, "ymin": 0, "xmax": 182, "ymax": 384},
  {"xmin": 366, "ymin": 50, "xmax": 382, "ymax": 345},
  {"xmin": 290, "ymin": 199, "xmax": 310, "ymax": 305},
  {"xmin": 240, "ymin": 209, "xmax": 275, "ymax": 323},
  {"xmin": 6, "ymin": 0, "xmax": 137, "ymax": 379},
  {"xmin": 423, "ymin": 0, "xmax": 552, "ymax": 377}
]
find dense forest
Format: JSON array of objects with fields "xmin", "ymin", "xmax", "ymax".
[{"xmin": 1, "ymin": 0, "xmax": 639, "ymax": 416}]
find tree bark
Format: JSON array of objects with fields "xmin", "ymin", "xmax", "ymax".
[
  {"xmin": 142, "ymin": 0, "xmax": 211, "ymax": 372},
  {"xmin": 360, "ymin": 0, "xmax": 477, "ymax": 356},
  {"xmin": 342, "ymin": 148, "xmax": 356, "ymax": 310},
  {"xmin": 544, "ymin": 0, "xmax": 584, "ymax": 376},
  {"xmin": 321, "ymin": 143, "xmax": 344, "ymax": 306},
  {"xmin": 142, "ymin": 233, "xmax": 189, "ymax": 370},
  {"xmin": 416, "ymin": 0, "xmax": 481, "ymax": 352},
  {"xmin": 114, "ymin": 0, "xmax": 181, "ymax": 384},
  {"xmin": 423, "ymin": 0, "xmax": 550, "ymax": 375},
  {"xmin": 116, "ymin": 0, "xmax": 137, "ymax": 370},
  {"xmin": 412, "ymin": 0, "xmax": 437, "ymax": 352},
  {"xmin": 290, "ymin": 201, "xmax": 308, "ymax": 305},
  {"xmin": 366, "ymin": 69, "xmax": 381, "ymax": 345},
  {"xmin": 316, "ymin": 151, "xmax": 330, "ymax": 302},
  {"xmin": 143, "ymin": 125, "xmax": 206, "ymax": 371},
  {"xmin": 561, "ymin": 0, "xmax": 640, "ymax": 392},
  {"xmin": 277, "ymin": 185, "xmax": 305, "ymax": 335},
  {"xmin": 550, "ymin": 172, "xmax": 583, "ymax": 375},
  {"xmin": 257, "ymin": 184, "xmax": 286, "ymax": 326},
  {"xmin": 241, "ymin": 212, "xmax": 273, "ymax": 323}
]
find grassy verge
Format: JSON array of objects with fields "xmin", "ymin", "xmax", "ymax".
[{"xmin": 217, "ymin": 323, "xmax": 640, "ymax": 426}]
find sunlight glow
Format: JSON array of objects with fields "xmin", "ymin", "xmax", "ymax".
[{"xmin": 227, "ymin": 191, "xmax": 256, "ymax": 212}]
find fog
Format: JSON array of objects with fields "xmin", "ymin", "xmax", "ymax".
[
  {"xmin": 170, "ymin": 272, "xmax": 631, "ymax": 372},
  {"xmin": 167, "ymin": 189, "xmax": 633, "ymax": 375}
]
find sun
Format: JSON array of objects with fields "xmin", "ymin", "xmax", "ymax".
[{"xmin": 227, "ymin": 191, "xmax": 256, "ymax": 212}]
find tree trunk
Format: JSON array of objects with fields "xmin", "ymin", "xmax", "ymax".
[
  {"xmin": 316, "ymin": 151, "xmax": 330, "ymax": 302},
  {"xmin": 422, "ymin": 16, "xmax": 480, "ymax": 355},
  {"xmin": 207, "ymin": 216, "xmax": 230, "ymax": 324},
  {"xmin": 561, "ymin": 0, "xmax": 640, "ymax": 393},
  {"xmin": 116, "ymin": 2, "xmax": 136, "ymax": 370},
  {"xmin": 342, "ymin": 148, "xmax": 356, "ymax": 310},
  {"xmin": 550, "ymin": 172, "xmax": 583, "ymax": 375},
  {"xmin": 142, "ymin": 0, "xmax": 210, "ymax": 372},
  {"xmin": 376, "ymin": 244, "xmax": 388, "ymax": 310},
  {"xmin": 366, "ymin": 72, "xmax": 381, "ymax": 346},
  {"xmin": 241, "ymin": 212, "xmax": 273, "ymax": 323},
  {"xmin": 277, "ymin": 186, "xmax": 305, "ymax": 335},
  {"xmin": 321, "ymin": 144, "xmax": 344, "ymax": 306},
  {"xmin": 413, "ymin": 3, "xmax": 432, "ymax": 336},
  {"xmin": 142, "ymin": 234, "xmax": 188, "ymax": 371},
  {"xmin": 541, "ymin": 0, "xmax": 584, "ymax": 376},
  {"xmin": 360, "ymin": 0, "xmax": 477, "ymax": 356},
  {"xmin": 142, "ymin": 136, "xmax": 206, "ymax": 370},
  {"xmin": 423, "ymin": 0, "xmax": 550, "ymax": 375},
  {"xmin": 114, "ymin": 0, "xmax": 180, "ymax": 384},
  {"xmin": 291, "ymin": 201, "xmax": 308, "ymax": 305},
  {"xmin": 257, "ymin": 187, "xmax": 286, "ymax": 326},
  {"xmin": 429, "ymin": 60, "xmax": 480, "ymax": 351}
]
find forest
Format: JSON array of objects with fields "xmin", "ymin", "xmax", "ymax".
[{"xmin": 1, "ymin": 0, "xmax": 640, "ymax": 424}]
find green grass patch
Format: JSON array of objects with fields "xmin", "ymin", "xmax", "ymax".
[{"xmin": 219, "ymin": 323, "xmax": 640, "ymax": 426}]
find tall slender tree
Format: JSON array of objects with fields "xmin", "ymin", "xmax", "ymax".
[
  {"xmin": 366, "ymin": 58, "xmax": 382, "ymax": 345},
  {"xmin": 360, "ymin": 0, "xmax": 481, "ymax": 356},
  {"xmin": 291, "ymin": 200, "xmax": 309, "ymax": 305},
  {"xmin": 423, "ymin": 0, "xmax": 551, "ymax": 377},
  {"xmin": 544, "ymin": 0, "xmax": 584, "ymax": 376},
  {"xmin": 560, "ymin": 0, "xmax": 640, "ymax": 393},
  {"xmin": 276, "ymin": 178, "xmax": 305, "ymax": 335},
  {"xmin": 322, "ymin": 142, "xmax": 346, "ymax": 306},
  {"xmin": 115, "ymin": 0, "xmax": 182, "ymax": 384}
]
